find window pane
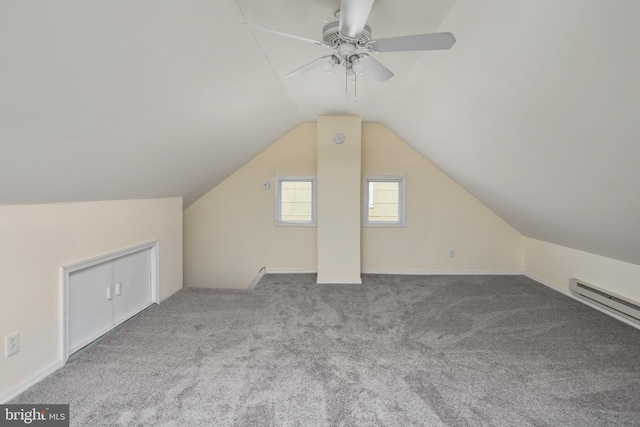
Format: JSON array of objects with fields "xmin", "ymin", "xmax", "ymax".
[
  {"xmin": 281, "ymin": 181, "xmax": 312, "ymax": 221},
  {"xmin": 368, "ymin": 181, "xmax": 399, "ymax": 222}
]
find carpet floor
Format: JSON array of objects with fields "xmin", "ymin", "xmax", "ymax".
[{"xmin": 12, "ymin": 274, "xmax": 640, "ymax": 426}]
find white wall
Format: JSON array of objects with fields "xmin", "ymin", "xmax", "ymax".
[
  {"xmin": 183, "ymin": 121, "xmax": 523, "ymax": 289},
  {"xmin": 524, "ymin": 237, "xmax": 640, "ymax": 303},
  {"xmin": 361, "ymin": 124, "xmax": 523, "ymax": 273},
  {"xmin": 0, "ymin": 197, "xmax": 183, "ymax": 402},
  {"xmin": 183, "ymin": 124, "xmax": 318, "ymax": 288}
]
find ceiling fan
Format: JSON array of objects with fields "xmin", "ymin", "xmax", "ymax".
[{"xmin": 245, "ymin": 0, "xmax": 456, "ymax": 83}]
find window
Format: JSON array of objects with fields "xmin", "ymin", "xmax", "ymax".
[
  {"xmin": 363, "ymin": 176, "xmax": 406, "ymax": 227},
  {"xmin": 275, "ymin": 177, "xmax": 317, "ymax": 226}
]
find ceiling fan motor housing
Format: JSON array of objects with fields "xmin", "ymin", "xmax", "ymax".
[{"xmin": 322, "ymin": 18, "xmax": 371, "ymax": 47}]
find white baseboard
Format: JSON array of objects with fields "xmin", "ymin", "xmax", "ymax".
[
  {"xmin": 316, "ymin": 278, "xmax": 363, "ymax": 284},
  {"xmin": 361, "ymin": 269, "xmax": 523, "ymax": 275},
  {"xmin": 265, "ymin": 268, "xmax": 317, "ymax": 274},
  {"xmin": 523, "ymin": 272, "xmax": 572, "ymax": 297},
  {"xmin": 266, "ymin": 267, "xmax": 524, "ymax": 280},
  {"xmin": 523, "ymin": 272, "xmax": 640, "ymax": 331},
  {"xmin": 0, "ymin": 358, "xmax": 64, "ymax": 403},
  {"xmin": 264, "ymin": 269, "xmax": 523, "ymax": 276}
]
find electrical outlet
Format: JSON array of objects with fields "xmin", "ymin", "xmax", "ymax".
[
  {"xmin": 449, "ymin": 249, "xmax": 456, "ymax": 257},
  {"xmin": 6, "ymin": 332, "xmax": 20, "ymax": 357}
]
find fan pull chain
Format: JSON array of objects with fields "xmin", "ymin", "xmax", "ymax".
[
  {"xmin": 344, "ymin": 66, "xmax": 348, "ymax": 99},
  {"xmin": 343, "ymin": 66, "xmax": 358, "ymax": 101},
  {"xmin": 354, "ymin": 74, "xmax": 357, "ymax": 102}
]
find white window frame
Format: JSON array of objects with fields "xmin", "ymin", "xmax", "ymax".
[
  {"xmin": 275, "ymin": 176, "xmax": 317, "ymax": 227},
  {"xmin": 363, "ymin": 175, "xmax": 407, "ymax": 227}
]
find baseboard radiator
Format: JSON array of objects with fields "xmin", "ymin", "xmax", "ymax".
[{"xmin": 569, "ymin": 278, "xmax": 640, "ymax": 325}]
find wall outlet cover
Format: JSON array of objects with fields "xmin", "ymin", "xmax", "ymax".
[{"xmin": 6, "ymin": 332, "xmax": 20, "ymax": 357}]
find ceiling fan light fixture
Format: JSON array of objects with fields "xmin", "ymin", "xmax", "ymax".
[
  {"xmin": 322, "ymin": 55, "xmax": 341, "ymax": 74},
  {"xmin": 352, "ymin": 57, "xmax": 366, "ymax": 75},
  {"xmin": 322, "ymin": 61, "xmax": 335, "ymax": 74}
]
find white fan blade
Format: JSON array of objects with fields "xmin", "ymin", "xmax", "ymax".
[
  {"xmin": 371, "ymin": 32, "xmax": 456, "ymax": 52},
  {"xmin": 244, "ymin": 23, "xmax": 328, "ymax": 47},
  {"xmin": 358, "ymin": 55, "xmax": 394, "ymax": 81},
  {"xmin": 339, "ymin": 0, "xmax": 375, "ymax": 39},
  {"xmin": 287, "ymin": 55, "xmax": 335, "ymax": 77}
]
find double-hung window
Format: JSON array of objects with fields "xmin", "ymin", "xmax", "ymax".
[
  {"xmin": 363, "ymin": 176, "xmax": 406, "ymax": 227},
  {"xmin": 275, "ymin": 176, "xmax": 317, "ymax": 226}
]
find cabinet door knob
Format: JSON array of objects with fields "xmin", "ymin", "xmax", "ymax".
[
  {"xmin": 115, "ymin": 282, "xmax": 121, "ymax": 296},
  {"xmin": 106, "ymin": 286, "xmax": 112, "ymax": 301}
]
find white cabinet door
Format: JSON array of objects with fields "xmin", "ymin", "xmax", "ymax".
[
  {"xmin": 68, "ymin": 261, "xmax": 114, "ymax": 353},
  {"xmin": 113, "ymin": 249, "xmax": 151, "ymax": 325},
  {"xmin": 67, "ymin": 247, "xmax": 152, "ymax": 356}
]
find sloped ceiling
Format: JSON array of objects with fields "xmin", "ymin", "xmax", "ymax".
[{"xmin": 1, "ymin": 1, "xmax": 639, "ymax": 265}]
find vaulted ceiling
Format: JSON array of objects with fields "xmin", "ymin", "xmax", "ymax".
[{"xmin": 1, "ymin": 1, "xmax": 639, "ymax": 265}]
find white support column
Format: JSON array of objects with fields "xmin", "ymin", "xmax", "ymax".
[{"xmin": 316, "ymin": 115, "xmax": 362, "ymax": 284}]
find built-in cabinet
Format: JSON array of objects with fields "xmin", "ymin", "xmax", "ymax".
[{"xmin": 64, "ymin": 242, "xmax": 157, "ymax": 358}]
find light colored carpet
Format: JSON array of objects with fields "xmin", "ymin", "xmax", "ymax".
[{"xmin": 12, "ymin": 274, "xmax": 640, "ymax": 426}]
